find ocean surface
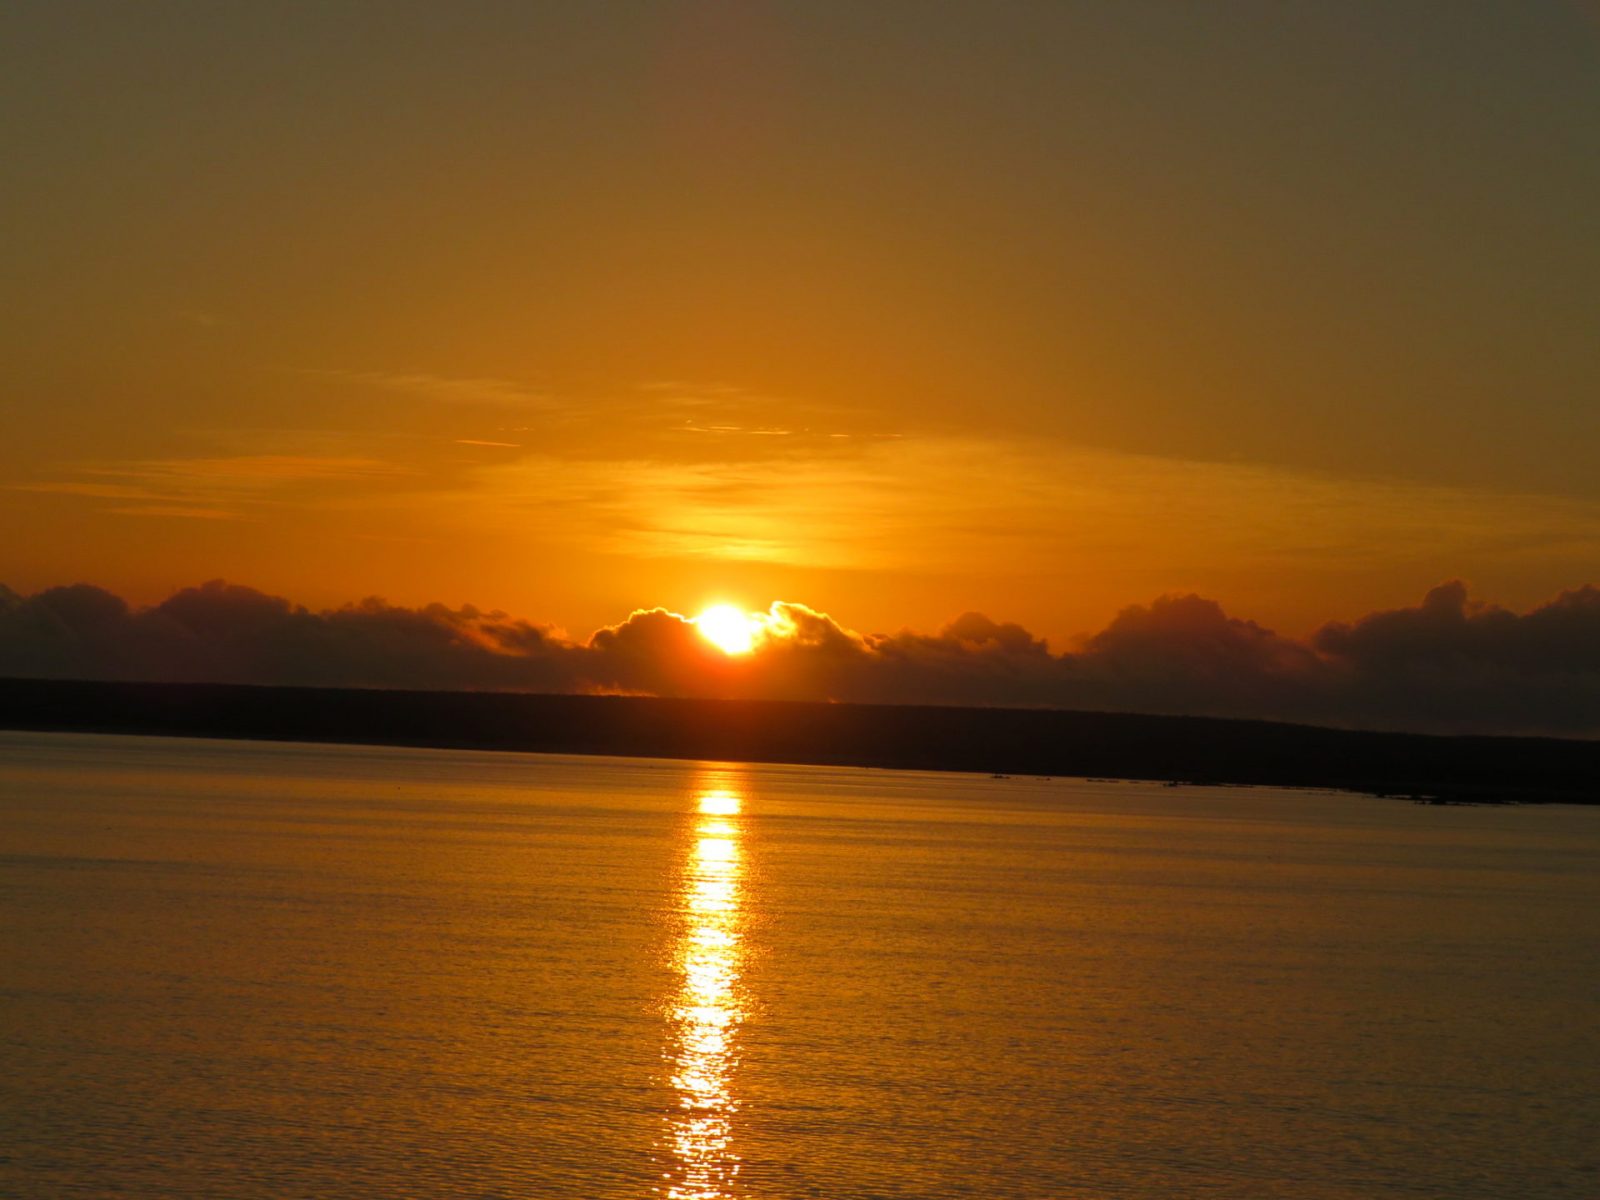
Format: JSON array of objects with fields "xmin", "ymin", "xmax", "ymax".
[{"xmin": 2, "ymin": 731, "xmax": 1596, "ymax": 1199}]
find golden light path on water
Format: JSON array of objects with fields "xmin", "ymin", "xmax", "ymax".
[{"xmin": 661, "ymin": 775, "xmax": 748, "ymax": 1199}]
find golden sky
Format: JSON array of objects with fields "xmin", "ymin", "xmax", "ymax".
[{"xmin": 4, "ymin": 3, "xmax": 1598, "ymax": 646}]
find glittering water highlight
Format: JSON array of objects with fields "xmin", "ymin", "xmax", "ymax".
[{"xmin": 660, "ymin": 778, "xmax": 748, "ymax": 1198}]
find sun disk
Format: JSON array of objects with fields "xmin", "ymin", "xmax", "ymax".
[{"xmin": 695, "ymin": 605, "xmax": 758, "ymax": 655}]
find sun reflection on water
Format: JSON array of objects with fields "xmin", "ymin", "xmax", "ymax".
[{"xmin": 661, "ymin": 773, "xmax": 748, "ymax": 1199}]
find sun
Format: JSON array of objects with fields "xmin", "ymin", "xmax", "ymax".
[{"xmin": 695, "ymin": 604, "xmax": 758, "ymax": 655}]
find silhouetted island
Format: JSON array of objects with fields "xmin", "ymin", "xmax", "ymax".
[{"xmin": 1, "ymin": 677, "xmax": 1595, "ymax": 805}]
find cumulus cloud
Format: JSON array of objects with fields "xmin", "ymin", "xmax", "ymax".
[
  {"xmin": 1309, "ymin": 581, "xmax": 1600, "ymax": 736},
  {"xmin": 2, "ymin": 579, "xmax": 1598, "ymax": 737},
  {"xmin": 0, "ymin": 580, "xmax": 574, "ymax": 692}
]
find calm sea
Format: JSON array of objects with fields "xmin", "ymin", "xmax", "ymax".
[{"xmin": 2, "ymin": 730, "xmax": 1596, "ymax": 1198}]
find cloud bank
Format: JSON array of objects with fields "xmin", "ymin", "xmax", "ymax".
[{"xmin": 2, "ymin": 579, "xmax": 1598, "ymax": 738}]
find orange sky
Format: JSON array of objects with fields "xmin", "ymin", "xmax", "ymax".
[{"xmin": 4, "ymin": 4, "xmax": 1598, "ymax": 646}]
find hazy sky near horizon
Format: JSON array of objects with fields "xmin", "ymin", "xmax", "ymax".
[{"xmin": 4, "ymin": 1, "xmax": 1598, "ymax": 642}]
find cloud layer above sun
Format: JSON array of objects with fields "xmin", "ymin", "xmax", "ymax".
[{"xmin": 3, "ymin": 578, "xmax": 1599, "ymax": 739}]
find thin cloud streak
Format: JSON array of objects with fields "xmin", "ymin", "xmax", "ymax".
[
  {"xmin": 407, "ymin": 435, "xmax": 1600, "ymax": 578},
  {"xmin": 308, "ymin": 370, "xmax": 555, "ymax": 409},
  {"xmin": 26, "ymin": 420, "xmax": 1600, "ymax": 586},
  {"xmin": 14, "ymin": 455, "xmax": 414, "ymax": 521},
  {"xmin": 2, "ymin": 578, "xmax": 1598, "ymax": 738}
]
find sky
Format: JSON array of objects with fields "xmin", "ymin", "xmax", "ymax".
[{"xmin": 3, "ymin": 2, "xmax": 1599, "ymax": 725}]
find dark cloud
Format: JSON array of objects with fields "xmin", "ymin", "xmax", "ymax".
[
  {"xmin": 1309, "ymin": 581, "xmax": 1600, "ymax": 736},
  {"xmin": 585, "ymin": 606, "xmax": 745, "ymax": 696},
  {"xmin": 2, "ymin": 578, "xmax": 1598, "ymax": 737},
  {"xmin": 0, "ymin": 580, "xmax": 575, "ymax": 692}
]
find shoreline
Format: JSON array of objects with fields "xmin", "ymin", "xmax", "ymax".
[{"xmin": 2, "ymin": 676, "xmax": 1595, "ymax": 805}]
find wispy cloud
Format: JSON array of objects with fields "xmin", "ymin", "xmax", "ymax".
[
  {"xmin": 637, "ymin": 380, "xmax": 758, "ymax": 403},
  {"xmin": 416, "ymin": 433, "xmax": 1600, "ymax": 578},
  {"xmin": 173, "ymin": 308, "xmax": 231, "ymax": 329},
  {"xmin": 14, "ymin": 454, "xmax": 411, "ymax": 520},
  {"xmin": 314, "ymin": 369, "xmax": 554, "ymax": 408},
  {"xmin": 78, "ymin": 455, "xmax": 404, "ymax": 486},
  {"xmin": 105, "ymin": 504, "xmax": 240, "ymax": 521},
  {"xmin": 679, "ymin": 422, "xmax": 794, "ymax": 437},
  {"xmin": 14, "ymin": 482, "xmax": 160, "ymax": 501}
]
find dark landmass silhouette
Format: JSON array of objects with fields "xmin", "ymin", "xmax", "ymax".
[{"xmin": 2, "ymin": 677, "xmax": 1595, "ymax": 804}]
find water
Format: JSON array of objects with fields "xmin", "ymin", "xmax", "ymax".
[{"xmin": 2, "ymin": 730, "xmax": 1596, "ymax": 1198}]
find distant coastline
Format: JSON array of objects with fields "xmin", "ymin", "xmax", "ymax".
[{"xmin": 1, "ymin": 677, "xmax": 1595, "ymax": 805}]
